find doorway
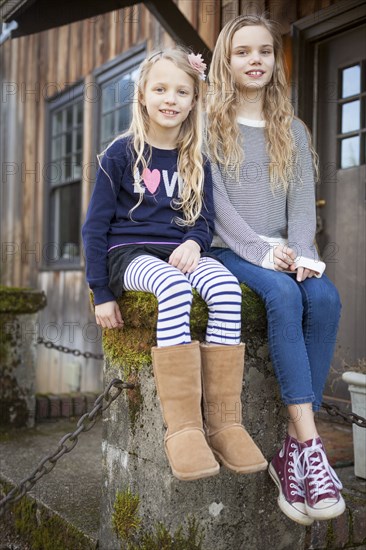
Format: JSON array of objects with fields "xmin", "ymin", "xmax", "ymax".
[{"xmin": 293, "ymin": 1, "xmax": 366, "ymax": 405}]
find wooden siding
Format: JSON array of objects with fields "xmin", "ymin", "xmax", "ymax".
[{"xmin": 0, "ymin": 0, "xmax": 348, "ymax": 393}]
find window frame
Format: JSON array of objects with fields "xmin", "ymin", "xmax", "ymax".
[
  {"xmin": 42, "ymin": 80, "xmax": 85, "ymax": 271},
  {"xmin": 93, "ymin": 43, "xmax": 146, "ymax": 157},
  {"xmin": 336, "ymin": 60, "xmax": 366, "ymax": 169}
]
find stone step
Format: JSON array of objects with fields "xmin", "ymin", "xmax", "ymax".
[
  {"xmin": 0, "ymin": 419, "xmax": 102, "ymax": 549},
  {"xmin": 1, "ymin": 415, "xmax": 365, "ymax": 549}
]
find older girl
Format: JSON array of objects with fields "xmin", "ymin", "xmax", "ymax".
[{"xmin": 207, "ymin": 16, "xmax": 344, "ymax": 523}]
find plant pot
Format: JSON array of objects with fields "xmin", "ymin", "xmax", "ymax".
[{"xmin": 342, "ymin": 371, "xmax": 366, "ymax": 479}]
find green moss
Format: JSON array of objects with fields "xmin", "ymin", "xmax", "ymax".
[
  {"xmin": 129, "ymin": 517, "xmax": 204, "ymax": 550},
  {"xmin": 112, "ymin": 487, "xmax": 141, "ymax": 541},
  {"xmin": 0, "ymin": 286, "xmax": 47, "ymax": 314},
  {"xmin": 5, "ymin": 495, "xmax": 95, "ymax": 549},
  {"xmin": 112, "ymin": 486, "xmax": 204, "ymax": 550},
  {"xmin": 325, "ymin": 518, "xmax": 336, "ymax": 548}
]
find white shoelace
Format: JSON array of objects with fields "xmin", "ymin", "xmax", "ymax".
[
  {"xmin": 294, "ymin": 438, "xmax": 343, "ymax": 498},
  {"xmin": 287, "ymin": 443, "xmax": 305, "ymax": 498}
]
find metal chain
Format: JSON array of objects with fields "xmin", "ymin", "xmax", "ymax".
[
  {"xmin": 321, "ymin": 402, "xmax": 366, "ymax": 428},
  {"xmin": 3, "ymin": 338, "xmax": 365, "ymax": 517},
  {"xmin": 0, "ymin": 378, "xmax": 134, "ymax": 517},
  {"xmin": 36, "ymin": 338, "xmax": 366, "ymax": 427},
  {"xmin": 37, "ymin": 336, "xmax": 104, "ymax": 360}
]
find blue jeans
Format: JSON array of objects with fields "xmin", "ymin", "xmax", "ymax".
[{"xmin": 211, "ymin": 248, "xmax": 341, "ymax": 411}]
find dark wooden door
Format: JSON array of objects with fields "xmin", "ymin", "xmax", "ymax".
[{"xmin": 317, "ymin": 24, "xmax": 366, "ymax": 403}]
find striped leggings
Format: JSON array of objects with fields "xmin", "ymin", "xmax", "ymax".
[{"xmin": 123, "ymin": 255, "xmax": 242, "ymax": 347}]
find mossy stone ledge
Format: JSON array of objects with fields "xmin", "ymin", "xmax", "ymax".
[
  {"xmin": 99, "ymin": 285, "xmax": 306, "ymax": 549},
  {"xmin": 0, "ymin": 286, "xmax": 47, "ymax": 429},
  {"xmin": 102, "ymin": 284, "xmax": 267, "ymax": 379},
  {"xmin": 0, "ymin": 285, "xmax": 47, "ymax": 314}
]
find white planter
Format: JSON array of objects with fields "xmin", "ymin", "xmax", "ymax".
[{"xmin": 342, "ymin": 371, "xmax": 366, "ymax": 479}]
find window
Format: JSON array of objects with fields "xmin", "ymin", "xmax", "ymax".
[
  {"xmin": 338, "ymin": 61, "xmax": 366, "ymax": 169},
  {"xmin": 45, "ymin": 83, "xmax": 84, "ymax": 266},
  {"xmin": 96, "ymin": 46, "xmax": 146, "ymax": 152}
]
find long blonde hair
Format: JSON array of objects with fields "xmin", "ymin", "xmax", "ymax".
[
  {"xmin": 206, "ymin": 14, "xmax": 318, "ymax": 190},
  {"xmin": 99, "ymin": 47, "xmax": 205, "ymax": 226}
]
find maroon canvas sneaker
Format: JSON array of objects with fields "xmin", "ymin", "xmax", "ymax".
[
  {"xmin": 269, "ymin": 434, "xmax": 314, "ymax": 525},
  {"xmin": 294, "ymin": 436, "xmax": 346, "ymax": 521}
]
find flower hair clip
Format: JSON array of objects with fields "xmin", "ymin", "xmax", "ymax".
[{"xmin": 187, "ymin": 53, "xmax": 207, "ymax": 81}]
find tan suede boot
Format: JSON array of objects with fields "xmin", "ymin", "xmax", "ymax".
[
  {"xmin": 200, "ymin": 343, "xmax": 268, "ymax": 474},
  {"xmin": 151, "ymin": 341, "xmax": 220, "ymax": 481}
]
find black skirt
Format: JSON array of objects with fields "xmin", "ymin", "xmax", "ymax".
[{"xmin": 107, "ymin": 243, "xmax": 220, "ymax": 299}]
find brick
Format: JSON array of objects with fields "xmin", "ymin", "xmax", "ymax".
[
  {"xmin": 309, "ymin": 519, "xmax": 329, "ymax": 549},
  {"xmin": 60, "ymin": 394, "xmax": 72, "ymax": 418},
  {"xmin": 72, "ymin": 394, "xmax": 86, "ymax": 417},
  {"xmin": 352, "ymin": 504, "xmax": 366, "ymax": 545},
  {"xmin": 48, "ymin": 395, "xmax": 61, "ymax": 418},
  {"xmin": 35, "ymin": 396, "xmax": 49, "ymax": 420},
  {"xmin": 333, "ymin": 508, "xmax": 351, "ymax": 548}
]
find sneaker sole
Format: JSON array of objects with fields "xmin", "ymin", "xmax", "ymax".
[
  {"xmin": 305, "ymin": 495, "xmax": 346, "ymax": 520},
  {"xmin": 268, "ymin": 463, "xmax": 314, "ymax": 526}
]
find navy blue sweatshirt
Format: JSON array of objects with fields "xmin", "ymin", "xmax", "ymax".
[{"xmin": 81, "ymin": 136, "xmax": 215, "ymax": 305}]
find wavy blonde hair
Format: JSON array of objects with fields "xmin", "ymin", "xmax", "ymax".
[
  {"xmin": 98, "ymin": 47, "xmax": 205, "ymax": 226},
  {"xmin": 206, "ymin": 14, "xmax": 318, "ymax": 190}
]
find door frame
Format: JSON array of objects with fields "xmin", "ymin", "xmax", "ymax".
[
  {"xmin": 292, "ymin": 0, "xmax": 366, "ymax": 142},
  {"xmin": 292, "ymin": 0, "xmax": 366, "ymax": 410}
]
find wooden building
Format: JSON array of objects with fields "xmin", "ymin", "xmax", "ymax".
[{"xmin": 0, "ymin": 0, "xmax": 365, "ymax": 407}]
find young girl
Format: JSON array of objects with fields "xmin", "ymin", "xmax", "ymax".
[
  {"xmin": 82, "ymin": 47, "xmax": 267, "ymax": 482},
  {"xmin": 207, "ymin": 16, "xmax": 345, "ymax": 523}
]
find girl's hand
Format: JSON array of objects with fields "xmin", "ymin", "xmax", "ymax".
[
  {"xmin": 168, "ymin": 240, "xmax": 201, "ymax": 273},
  {"xmin": 273, "ymin": 245, "xmax": 296, "ymax": 271},
  {"xmin": 295, "ymin": 267, "xmax": 317, "ymax": 282},
  {"xmin": 95, "ymin": 301, "xmax": 124, "ymax": 329}
]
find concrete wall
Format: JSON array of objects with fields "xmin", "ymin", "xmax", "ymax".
[{"xmin": 99, "ymin": 287, "xmax": 306, "ymax": 549}]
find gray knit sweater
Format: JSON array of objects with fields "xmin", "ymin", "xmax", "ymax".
[{"xmin": 211, "ymin": 117, "xmax": 325, "ymax": 276}]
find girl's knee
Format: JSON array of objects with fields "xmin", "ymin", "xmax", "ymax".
[
  {"xmin": 327, "ymin": 283, "xmax": 341, "ymax": 315},
  {"xmin": 306, "ymin": 277, "xmax": 341, "ymax": 316},
  {"xmin": 266, "ymin": 276, "xmax": 302, "ymax": 310},
  {"xmin": 205, "ymin": 276, "xmax": 242, "ymax": 307},
  {"xmin": 157, "ymin": 273, "xmax": 193, "ymax": 302}
]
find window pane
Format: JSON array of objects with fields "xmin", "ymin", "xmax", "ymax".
[
  {"xmin": 76, "ymin": 127, "xmax": 82, "ymax": 151},
  {"xmin": 341, "ymin": 100, "xmax": 360, "ymax": 133},
  {"xmin": 76, "ymin": 102, "xmax": 83, "ymax": 125},
  {"xmin": 99, "ymin": 64, "xmax": 140, "ymax": 150},
  {"xmin": 74, "ymin": 152, "xmax": 82, "ymax": 179},
  {"xmin": 66, "ymin": 107, "xmax": 73, "ymax": 129},
  {"xmin": 117, "ymin": 105, "xmax": 131, "ymax": 133},
  {"xmin": 65, "ymin": 132, "xmax": 72, "ymax": 155},
  {"xmin": 102, "ymin": 84, "xmax": 117, "ymax": 113},
  {"xmin": 52, "ymin": 136, "xmax": 63, "ymax": 160},
  {"xmin": 58, "ymin": 182, "xmax": 81, "ymax": 259},
  {"xmin": 64, "ymin": 157, "xmax": 72, "ymax": 179},
  {"xmin": 342, "ymin": 65, "xmax": 361, "ymax": 98},
  {"xmin": 101, "ymin": 112, "xmax": 114, "ymax": 143},
  {"xmin": 341, "ymin": 136, "xmax": 360, "ymax": 168},
  {"xmin": 53, "ymin": 111, "xmax": 63, "ymax": 136},
  {"xmin": 118, "ymin": 75, "xmax": 134, "ymax": 104}
]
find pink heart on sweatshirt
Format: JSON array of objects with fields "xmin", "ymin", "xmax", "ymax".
[{"xmin": 142, "ymin": 168, "xmax": 161, "ymax": 193}]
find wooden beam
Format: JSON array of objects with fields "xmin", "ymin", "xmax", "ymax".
[
  {"xmin": 8, "ymin": 0, "xmax": 141, "ymax": 37},
  {"xmin": 144, "ymin": 0, "xmax": 212, "ymax": 58},
  {"xmin": 0, "ymin": 0, "xmax": 37, "ymax": 21},
  {"xmin": 4, "ymin": 0, "xmax": 212, "ymax": 60}
]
